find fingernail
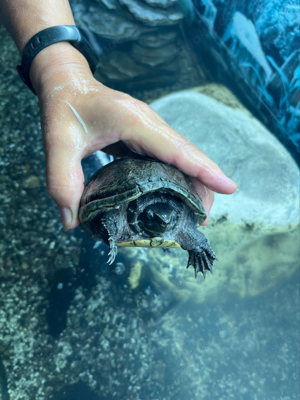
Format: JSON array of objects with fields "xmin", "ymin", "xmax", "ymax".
[
  {"xmin": 227, "ymin": 177, "xmax": 239, "ymax": 188},
  {"xmin": 59, "ymin": 207, "xmax": 73, "ymax": 231}
]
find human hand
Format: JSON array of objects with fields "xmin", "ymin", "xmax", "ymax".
[{"xmin": 31, "ymin": 42, "xmax": 237, "ymax": 231}]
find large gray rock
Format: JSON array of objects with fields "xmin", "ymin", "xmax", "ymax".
[
  {"xmin": 138, "ymin": 85, "xmax": 300, "ymax": 302},
  {"xmin": 151, "ymin": 86, "xmax": 299, "ymax": 230}
]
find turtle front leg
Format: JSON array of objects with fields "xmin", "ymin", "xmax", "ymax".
[
  {"xmin": 102, "ymin": 210, "xmax": 120, "ymax": 265},
  {"xmin": 187, "ymin": 243, "xmax": 217, "ymax": 279},
  {"xmin": 177, "ymin": 228, "xmax": 217, "ymax": 279}
]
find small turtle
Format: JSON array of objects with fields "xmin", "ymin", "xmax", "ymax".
[{"xmin": 79, "ymin": 158, "xmax": 217, "ymax": 278}]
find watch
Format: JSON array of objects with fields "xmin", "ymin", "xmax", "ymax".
[{"xmin": 17, "ymin": 25, "xmax": 99, "ymax": 95}]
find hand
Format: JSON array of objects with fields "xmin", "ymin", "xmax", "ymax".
[{"xmin": 31, "ymin": 42, "xmax": 237, "ymax": 231}]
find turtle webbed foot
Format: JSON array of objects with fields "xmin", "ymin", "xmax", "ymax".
[{"xmin": 187, "ymin": 246, "xmax": 217, "ymax": 279}]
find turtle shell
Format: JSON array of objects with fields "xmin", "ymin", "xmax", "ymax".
[{"xmin": 79, "ymin": 158, "xmax": 206, "ymax": 225}]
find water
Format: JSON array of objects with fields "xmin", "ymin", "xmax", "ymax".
[{"xmin": 0, "ymin": 2, "xmax": 299, "ymax": 399}]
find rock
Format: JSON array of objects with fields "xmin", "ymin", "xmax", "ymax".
[
  {"xmin": 119, "ymin": 0, "xmax": 184, "ymax": 26},
  {"xmin": 136, "ymin": 85, "xmax": 300, "ymax": 302},
  {"xmin": 192, "ymin": 83, "xmax": 251, "ymax": 112},
  {"xmin": 95, "ymin": 50, "xmax": 178, "ymax": 88},
  {"xmin": 21, "ymin": 175, "xmax": 41, "ymax": 189},
  {"xmin": 96, "ymin": 51, "xmax": 149, "ymax": 81},
  {"xmin": 128, "ymin": 260, "xmax": 143, "ymax": 289},
  {"xmin": 72, "ymin": 1, "xmax": 152, "ymax": 42},
  {"xmin": 131, "ymin": 42, "xmax": 178, "ymax": 67},
  {"xmin": 70, "ymin": 0, "xmax": 188, "ymax": 92},
  {"xmin": 137, "ymin": 30, "xmax": 177, "ymax": 48},
  {"xmin": 93, "ymin": 0, "xmax": 119, "ymax": 10},
  {"xmin": 143, "ymin": 0, "xmax": 178, "ymax": 8},
  {"xmin": 151, "ymin": 86, "xmax": 299, "ymax": 230}
]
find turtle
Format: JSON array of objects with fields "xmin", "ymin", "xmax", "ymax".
[{"xmin": 79, "ymin": 158, "xmax": 217, "ymax": 278}]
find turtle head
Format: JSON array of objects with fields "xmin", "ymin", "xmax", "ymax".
[{"xmin": 139, "ymin": 203, "xmax": 178, "ymax": 236}]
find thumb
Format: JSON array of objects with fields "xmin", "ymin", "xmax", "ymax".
[{"xmin": 45, "ymin": 127, "xmax": 85, "ymax": 230}]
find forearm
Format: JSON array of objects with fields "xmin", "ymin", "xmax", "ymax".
[
  {"xmin": 0, "ymin": 0, "xmax": 91, "ymax": 96},
  {"xmin": 0, "ymin": 0, "xmax": 75, "ymax": 53}
]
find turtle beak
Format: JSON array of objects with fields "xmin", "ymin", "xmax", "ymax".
[{"xmin": 156, "ymin": 211, "xmax": 173, "ymax": 227}]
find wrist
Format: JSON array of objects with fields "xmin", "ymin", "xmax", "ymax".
[{"xmin": 30, "ymin": 41, "xmax": 93, "ymax": 98}]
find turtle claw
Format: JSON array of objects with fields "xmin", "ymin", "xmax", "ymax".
[
  {"xmin": 107, "ymin": 253, "xmax": 116, "ymax": 265},
  {"xmin": 203, "ymin": 241, "xmax": 217, "ymax": 262},
  {"xmin": 187, "ymin": 248, "xmax": 217, "ymax": 279},
  {"xmin": 102, "ymin": 212, "xmax": 119, "ymax": 265},
  {"xmin": 107, "ymin": 239, "xmax": 117, "ymax": 265}
]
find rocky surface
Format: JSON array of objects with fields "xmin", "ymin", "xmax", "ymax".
[
  {"xmin": 72, "ymin": 1, "xmax": 152, "ymax": 42},
  {"xmin": 131, "ymin": 42, "xmax": 178, "ymax": 66},
  {"xmin": 0, "ymin": 21, "xmax": 202, "ymax": 400},
  {"xmin": 0, "ymin": 26, "xmax": 81, "ymax": 400},
  {"xmin": 137, "ymin": 30, "xmax": 177, "ymax": 48},
  {"xmin": 119, "ymin": 0, "xmax": 183, "ymax": 26},
  {"xmin": 143, "ymin": 0, "xmax": 178, "ymax": 8}
]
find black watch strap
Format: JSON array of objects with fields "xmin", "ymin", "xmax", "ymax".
[{"xmin": 17, "ymin": 25, "xmax": 99, "ymax": 95}]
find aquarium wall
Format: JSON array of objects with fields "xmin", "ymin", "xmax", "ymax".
[{"xmin": 180, "ymin": 0, "xmax": 300, "ymax": 162}]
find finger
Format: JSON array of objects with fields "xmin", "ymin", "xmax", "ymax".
[
  {"xmin": 101, "ymin": 142, "xmax": 141, "ymax": 158},
  {"xmin": 44, "ymin": 123, "xmax": 85, "ymax": 230},
  {"xmin": 118, "ymin": 99, "xmax": 237, "ymax": 194},
  {"xmin": 188, "ymin": 177, "xmax": 214, "ymax": 226},
  {"xmin": 138, "ymin": 129, "xmax": 236, "ymax": 195}
]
